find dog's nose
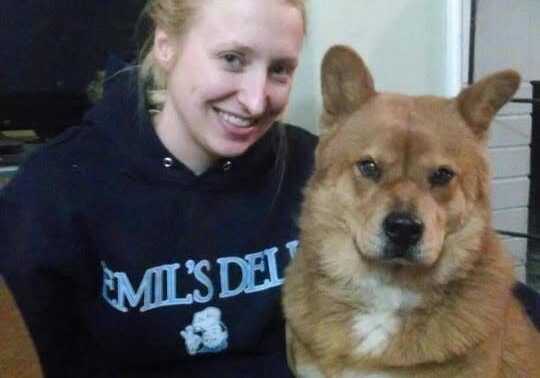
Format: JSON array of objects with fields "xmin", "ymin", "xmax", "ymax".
[{"xmin": 383, "ymin": 212, "xmax": 423, "ymax": 247}]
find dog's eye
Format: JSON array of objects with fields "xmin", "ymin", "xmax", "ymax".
[
  {"xmin": 429, "ymin": 167, "xmax": 455, "ymax": 187},
  {"xmin": 357, "ymin": 160, "xmax": 381, "ymax": 180}
]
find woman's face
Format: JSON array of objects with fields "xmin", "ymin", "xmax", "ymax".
[{"xmin": 155, "ymin": 0, "xmax": 304, "ymax": 173}]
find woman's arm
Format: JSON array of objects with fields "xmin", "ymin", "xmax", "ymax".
[{"xmin": 1, "ymin": 168, "xmax": 86, "ymax": 377}]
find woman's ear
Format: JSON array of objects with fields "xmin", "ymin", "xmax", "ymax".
[{"xmin": 153, "ymin": 28, "xmax": 176, "ymax": 71}]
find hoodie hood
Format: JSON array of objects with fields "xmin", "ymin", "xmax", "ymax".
[{"xmin": 83, "ymin": 55, "xmax": 281, "ymax": 190}]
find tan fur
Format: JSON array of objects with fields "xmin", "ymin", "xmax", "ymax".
[{"xmin": 283, "ymin": 45, "xmax": 540, "ymax": 377}]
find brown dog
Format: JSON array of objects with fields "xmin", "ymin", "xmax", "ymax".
[{"xmin": 283, "ymin": 45, "xmax": 540, "ymax": 377}]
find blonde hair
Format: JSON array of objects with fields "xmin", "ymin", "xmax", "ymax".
[{"xmin": 138, "ymin": 0, "xmax": 307, "ymax": 109}]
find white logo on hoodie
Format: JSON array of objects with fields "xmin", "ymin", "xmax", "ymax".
[{"xmin": 180, "ymin": 307, "xmax": 228, "ymax": 355}]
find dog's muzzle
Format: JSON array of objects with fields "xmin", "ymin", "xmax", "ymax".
[{"xmin": 382, "ymin": 211, "xmax": 424, "ymax": 260}]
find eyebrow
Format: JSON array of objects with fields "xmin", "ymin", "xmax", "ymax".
[
  {"xmin": 212, "ymin": 42, "xmax": 253, "ymax": 55},
  {"xmin": 280, "ymin": 57, "xmax": 299, "ymax": 68},
  {"xmin": 212, "ymin": 41, "xmax": 299, "ymax": 66}
]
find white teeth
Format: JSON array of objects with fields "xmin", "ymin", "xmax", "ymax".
[{"xmin": 217, "ymin": 110, "xmax": 254, "ymax": 127}]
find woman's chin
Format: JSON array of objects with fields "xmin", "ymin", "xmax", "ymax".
[
  {"xmin": 210, "ymin": 129, "xmax": 270, "ymax": 159},
  {"xmin": 210, "ymin": 141, "xmax": 253, "ymax": 160}
]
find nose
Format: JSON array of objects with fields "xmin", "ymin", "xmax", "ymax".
[
  {"xmin": 383, "ymin": 212, "xmax": 424, "ymax": 248},
  {"xmin": 238, "ymin": 70, "xmax": 269, "ymax": 116}
]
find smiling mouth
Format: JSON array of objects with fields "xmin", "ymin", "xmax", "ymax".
[{"xmin": 215, "ymin": 108, "xmax": 257, "ymax": 128}]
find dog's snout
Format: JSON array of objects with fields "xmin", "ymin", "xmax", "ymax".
[{"xmin": 383, "ymin": 212, "xmax": 423, "ymax": 247}]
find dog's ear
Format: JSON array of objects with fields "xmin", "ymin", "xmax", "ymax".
[
  {"xmin": 321, "ymin": 45, "xmax": 375, "ymax": 122},
  {"xmin": 457, "ymin": 70, "xmax": 520, "ymax": 139}
]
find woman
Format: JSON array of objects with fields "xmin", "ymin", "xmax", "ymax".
[{"xmin": 0, "ymin": 0, "xmax": 315, "ymax": 376}]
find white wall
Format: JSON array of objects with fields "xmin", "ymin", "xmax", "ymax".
[
  {"xmin": 472, "ymin": 0, "xmax": 538, "ymax": 284},
  {"xmin": 285, "ymin": 0, "xmax": 456, "ymax": 133}
]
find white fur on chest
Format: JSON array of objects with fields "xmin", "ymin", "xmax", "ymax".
[
  {"xmin": 296, "ymin": 365, "xmax": 402, "ymax": 378},
  {"xmin": 295, "ymin": 365, "xmax": 326, "ymax": 378},
  {"xmin": 342, "ymin": 370, "xmax": 403, "ymax": 378},
  {"xmin": 352, "ymin": 274, "xmax": 422, "ymax": 358},
  {"xmin": 342, "ymin": 371, "xmax": 400, "ymax": 378}
]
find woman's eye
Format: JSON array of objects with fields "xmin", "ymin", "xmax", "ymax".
[
  {"xmin": 429, "ymin": 167, "xmax": 455, "ymax": 187},
  {"xmin": 356, "ymin": 159, "xmax": 381, "ymax": 180},
  {"xmin": 271, "ymin": 65, "xmax": 288, "ymax": 76},
  {"xmin": 222, "ymin": 53, "xmax": 243, "ymax": 69},
  {"xmin": 270, "ymin": 64, "xmax": 293, "ymax": 82}
]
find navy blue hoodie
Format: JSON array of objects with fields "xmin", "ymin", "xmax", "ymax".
[{"xmin": 0, "ymin": 59, "xmax": 317, "ymax": 377}]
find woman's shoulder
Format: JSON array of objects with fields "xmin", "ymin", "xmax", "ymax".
[
  {"xmin": 282, "ymin": 123, "xmax": 318, "ymax": 156},
  {"xmin": 283, "ymin": 123, "xmax": 318, "ymax": 143},
  {"xmin": 2, "ymin": 126, "xmax": 99, "ymax": 200},
  {"xmin": 277, "ymin": 123, "xmax": 318, "ymax": 180}
]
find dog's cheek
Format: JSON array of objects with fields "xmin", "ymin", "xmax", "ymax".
[
  {"xmin": 351, "ymin": 182, "xmax": 395, "ymax": 258},
  {"xmin": 315, "ymin": 170, "xmax": 386, "ymax": 261},
  {"xmin": 318, "ymin": 232, "xmax": 370, "ymax": 282},
  {"xmin": 417, "ymin": 198, "xmax": 448, "ymax": 266},
  {"xmin": 445, "ymin": 188, "xmax": 468, "ymax": 234},
  {"xmin": 460, "ymin": 156, "xmax": 490, "ymax": 205},
  {"xmin": 338, "ymin": 170, "xmax": 379, "ymax": 220},
  {"xmin": 308, "ymin": 173, "xmax": 377, "ymax": 281},
  {"xmin": 307, "ymin": 168, "xmax": 355, "ymax": 222},
  {"xmin": 449, "ymin": 158, "xmax": 490, "ymax": 226}
]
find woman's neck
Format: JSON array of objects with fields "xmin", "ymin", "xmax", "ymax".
[{"xmin": 153, "ymin": 102, "xmax": 216, "ymax": 176}]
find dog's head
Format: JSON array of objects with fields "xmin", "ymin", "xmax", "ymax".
[{"xmin": 307, "ymin": 45, "xmax": 519, "ymax": 282}]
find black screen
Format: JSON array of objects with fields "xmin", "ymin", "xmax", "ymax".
[{"xmin": 0, "ymin": 0, "xmax": 148, "ymax": 136}]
